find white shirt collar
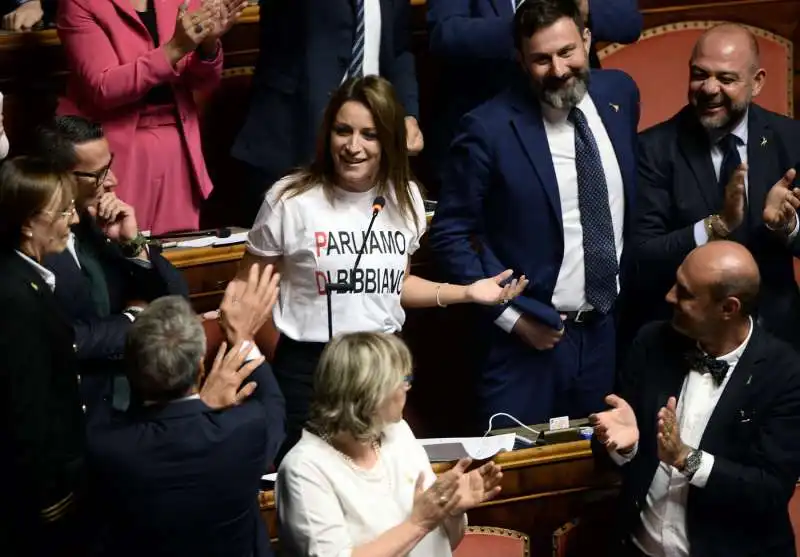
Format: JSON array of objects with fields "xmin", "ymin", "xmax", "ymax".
[
  {"xmin": 710, "ymin": 109, "xmax": 749, "ymax": 147},
  {"xmin": 702, "ymin": 316, "xmax": 754, "ymax": 368},
  {"xmin": 540, "ymin": 92, "xmax": 593, "ymax": 124},
  {"xmin": 15, "ymin": 250, "xmax": 56, "ymax": 292}
]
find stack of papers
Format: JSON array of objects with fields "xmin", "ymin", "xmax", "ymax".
[
  {"xmin": 173, "ymin": 231, "xmax": 248, "ymax": 248},
  {"xmin": 418, "ymin": 434, "xmax": 515, "ymax": 462}
]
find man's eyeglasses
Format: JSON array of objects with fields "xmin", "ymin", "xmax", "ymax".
[{"xmin": 73, "ymin": 154, "xmax": 114, "ymax": 188}]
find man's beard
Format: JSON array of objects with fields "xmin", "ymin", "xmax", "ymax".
[
  {"xmin": 534, "ymin": 68, "xmax": 590, "ymax": 109},
  {"xmin": 694, "ymin": 92, "xmax": 751, "ymax": 132}
]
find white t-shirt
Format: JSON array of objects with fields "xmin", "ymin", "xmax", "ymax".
[
  {"xmin": 276, "ymin": 420, "xmax": 455, "ymax": 557},
  {"xmin": 246, "ymin": 179, "xmax": 427, "ymax": 342}
]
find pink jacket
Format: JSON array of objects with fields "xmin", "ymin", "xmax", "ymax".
[{"xmin": 56, "ymin": 0, "xmax": 222, "ymax": 199}]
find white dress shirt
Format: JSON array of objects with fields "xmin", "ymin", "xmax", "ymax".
[
  {"xmin": 495, "ymin": 93, "xmax": 625, "ymax": 332},
  {"xmin": 693, "ymin": 111, "xmax": 798, "ymax": 244},
  {"xmin": 15, "ymin": 250, "xmax": 56, "ymax": 291},
  {"xmin": 612, "ymin": 318, "xmax": 754, "ymax": 557},
  {"xmin": 344, "ymin": 0, "xmax": 381, "ymax": 81}
]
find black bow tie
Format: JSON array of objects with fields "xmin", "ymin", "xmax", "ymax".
[{"xmin": 685, "ymin": 350, "xmax": 730, "ymax": 385}]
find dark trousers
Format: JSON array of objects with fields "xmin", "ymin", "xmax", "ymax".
[
  {"xmin": 477, "ymin": 312, "xmax": 616, "ymax": 428},
  {"xmin": 239, "ymin": 162, "xmax": 282, "ymax": 228},
  {"xmin": 272, "ymin": 336, "xmax": 327, "ymax": 465}
]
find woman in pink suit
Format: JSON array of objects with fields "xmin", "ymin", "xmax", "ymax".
[{"xmin": 57, "ymin": 0, "xmax": 246, "ymax": 234}]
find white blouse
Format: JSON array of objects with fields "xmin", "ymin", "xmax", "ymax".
[{"xmin": 276, "ymin": 420, "xmax": 454, "ymax": 557}]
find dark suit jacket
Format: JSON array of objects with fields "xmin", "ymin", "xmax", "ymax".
[
  {"xmin": 0, "ymin": 251, "xmax": 85, "ymax": 555},
  {"xmin": 232, "ymin": 0, "xmax": 419, "ymax": 179},
  {"xmin": 429, "ymin": 70, "xmax": 639, "ymax": 330},
  {"xmin": 626, "ymin": 104, "xmax": 800, "ymax": 349},
  {"xmin": 425, "ymin": 0, "xmax": 642, "ymax": 174},
  {"xmin": 597, "ymin": 321, "xmax": 800, "ymax": 557},
  {"xmin": 43, "ymin": 215, "xmax": 188, "ymax": 405},
  {"xmin": 86, "ymin": 361, "xmax": 286, "ymax": 557}
]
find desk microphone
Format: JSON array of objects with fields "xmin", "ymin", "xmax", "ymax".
[{"xmin": 325, "ymin": 195, "xmax": 386, "ymax": 340}]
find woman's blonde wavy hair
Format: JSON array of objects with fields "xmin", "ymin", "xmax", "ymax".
[{"xmin": 307, "ymin": 332, "xmax": 412, "ymax": 441}]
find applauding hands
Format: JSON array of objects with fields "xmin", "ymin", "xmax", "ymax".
[
  {"xmin": 409, "ymin": 458, "xmax": 503, "ymax": 532},
  {"xmin": 166, "ymin": 0, "xmax": 249, "ymax": 64}
]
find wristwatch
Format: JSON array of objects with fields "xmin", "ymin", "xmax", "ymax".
[
  {"xmin": 704, "ymin": 214, "xmax": 730, "ymax": 241},
  {"xmin": 680, "ymin": 449, "xmax": 702, "ymax": 479},
  {"xmin": 120, "ymin": 232, "xmax": 149, "ymax": 258}
]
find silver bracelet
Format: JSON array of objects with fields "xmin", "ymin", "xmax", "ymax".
[{"xmin": 436, "ymin": 283, "xmax": 448, "ymax": 308}]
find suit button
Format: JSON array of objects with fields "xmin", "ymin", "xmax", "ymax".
[
  {"xmin": 73, "ymin": 343, "xmax": 77, "ymax": 352},
  {"xmin": 82, "ymin": 405, "xmax": 87, "ymax": 413},
  {"xmin": 76, "ymin": 374, "xmax": 81, "ymax": 385}
]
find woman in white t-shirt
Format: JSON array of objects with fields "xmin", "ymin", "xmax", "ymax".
[
  {"xmin": 240, "ymin": 76, "xmax": 528, "ymax": 461},
  {"xmin": 276, "ymin": 332, "xmax": 503, "ymax": 557}
]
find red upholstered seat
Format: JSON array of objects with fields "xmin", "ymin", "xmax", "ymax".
[
  {"xmin": 789, "ymin": 484, "xmax": 800, "ymax": 556},
  {"xmin": 598, "ymin": 21, "xmax": 794, "ymax": 131},
  {"xmin": 453, "ymin": 526, "xmax": 530, "ymax": 557}
]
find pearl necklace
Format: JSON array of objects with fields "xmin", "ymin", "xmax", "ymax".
[{"xmin": 324, "ymin": 437, "xmax": 393, "ymax": 492}]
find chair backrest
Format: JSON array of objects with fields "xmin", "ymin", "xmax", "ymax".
[
  {"xmin": 453, "ymin": 526, "xmax": 531, "ymax": 557},
  {"xmin": 598, "ymin": 21, "xmax": 794, "ymax": 130}
]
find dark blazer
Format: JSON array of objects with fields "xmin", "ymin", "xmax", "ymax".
[
  {"xmin": 86, "ymin": 361, "xmax": 286, "ymax": 557},
  {"xmin": 626, "ymin": 104, "xmax": 800, "ymax": 349},
  {"xmin": 428, "ymin": 70, "xmax": 640, "ymax": 330},
  {"xmin": 424, "ymin": 0, "xmax": 642, "ymax": 174},
  {"xmin": 597, "ymin": 321, "xmax": 800, "ymax": 557},
  {"xmin": 232, "ymin": 0, "xmax": 419, "ymax": 179},
  {"xmin": 43, "ymin": 215, "xmax": 188, "ymax": 405},
  {"xmin": 0, "ymin": 251, "xmax": 85, "ymax": 556}
]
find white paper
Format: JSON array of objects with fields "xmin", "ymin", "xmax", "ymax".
[
  {"xmin": 549, "ymin": 415, "xmax": 570, "ymax": 431},
  {"xmin": 261, "ymin": 472, "xmax": 277, "ymax": 482},
  {"xmin": 418, "ymin": 434, "xmax": 515, "ymax": 462},
  {"xmin": 175, "ymin": 231, "xmax": 248, "ymax": 248}
]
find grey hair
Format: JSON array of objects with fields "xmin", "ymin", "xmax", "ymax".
[
  {"xmin": 307, "ymin": 332, "xmax": 411, "ymax": 441},
  {"xmin": 125, "ymin": 295, "xmax": 206, "ymax": 403}
]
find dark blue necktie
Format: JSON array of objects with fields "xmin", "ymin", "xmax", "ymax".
[
  {"xmin": 347, "ymin": 0, "xmax": 365, "ymax": 79},
  {"xmin": 717, "ymin": 134, "xmax": 742, "ymax": 192},
  {"xmin": 569, "ymin": 107, "xmax": 618, "ymax": 314}
]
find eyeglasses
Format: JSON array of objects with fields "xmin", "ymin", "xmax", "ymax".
[
  {"xmin": 41, "ymin": 199, "xmax": 77, "ymax": 221},
  {"xmin": 73, "ymin": 154, "xmax": 114, "ymax": 189},
  {"xmin": 404, "ymin": 374, "xmax": 414, "ymax": 385}
]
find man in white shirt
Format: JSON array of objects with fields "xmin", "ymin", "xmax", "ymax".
[
  {"xmin": 591, "ymin": 240, "xmax": 800, "ymax": 557},
  {"xmin": 429, "ymin": 0, "xmax": 640, "ymax": 426}
]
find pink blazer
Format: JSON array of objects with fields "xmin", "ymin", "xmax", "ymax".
[{"xmin": 56, "ymin": 0, "xmax": 223, "ymax": 200}]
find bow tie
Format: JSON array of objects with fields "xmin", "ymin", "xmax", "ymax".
[{"xmin": 685, "ymin": 350, "xmax": 730, "ymax": 386}]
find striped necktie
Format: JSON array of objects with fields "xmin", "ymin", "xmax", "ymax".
[{"xmin": 347, "ymin": 0, "xmax": 366, "ymax": 79}]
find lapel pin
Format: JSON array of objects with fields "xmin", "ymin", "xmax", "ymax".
[
  {"xmin": 760, "ymin": 136, "xmax": 768, "ymax": 147},
  {"xmin": 30, "ymin": 282, "xmax": 38, "ymax": 291},
  {"xmin": 609, "ymin": 103, "xmax": 619, "ymax": 113}
]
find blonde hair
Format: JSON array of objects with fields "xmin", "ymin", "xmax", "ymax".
[
  {"xmin": 278, "ymin": 75, "xmax": 424, "ymax": 233},
  {"xmin": 307, "ymin": 332, "xmax": 412, "ymax": 441}
]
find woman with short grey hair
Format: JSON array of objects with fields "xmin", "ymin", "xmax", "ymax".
[{"xmin": 276, "ymin": 332, "xmax": 503, "ymax": 557}]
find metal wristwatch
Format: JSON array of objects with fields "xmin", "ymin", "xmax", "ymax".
[{"xmin": 680, "ymin": 449, "xmax": 702, "ymax": 479}]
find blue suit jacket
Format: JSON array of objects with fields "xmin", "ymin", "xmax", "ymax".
[
  {"xmin": 429, "ymin": 70, "xmax": 640, "ymax": 330},
  {"xmin": 86, "ymin": 362, "xmax": 286, "ymax": 557},
  {"xmin": 232, "ymin": 0, "xmax": 418, "ymax": 179},
  {"xmin": 425, "ymin": 0, "xmax": 642, "ymax": 172}
]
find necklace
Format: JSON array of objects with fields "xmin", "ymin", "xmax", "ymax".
[{"xmin": 323, "ymin": 436, "xmax": 394, "ymax": 492}]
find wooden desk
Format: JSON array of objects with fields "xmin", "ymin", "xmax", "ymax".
[
  {"xmin": 258, "ymin": 441, "xmax": 620, "ymax": 556},
  {"xmin": 163, "ymin": 244, "xmax": 245, "ymax": 313}
]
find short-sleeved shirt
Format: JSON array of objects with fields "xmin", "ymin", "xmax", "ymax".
[{"xmin": 246, "ymin": 178, "xmax": 427, "ymax": 342}]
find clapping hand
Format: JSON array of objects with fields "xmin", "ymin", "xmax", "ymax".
[
  {"xmin": 202, "ymin": 0, "xmax": 249, "ymax": 42},
  {"xmin": 409, "ymin": 472, "xmax": 461, "ymax": 531},
  {"xmin": 218, "ymin": 263, "xmax": 280, "ymax": 346},
  {"xmin": 589, "ymin": 394, "xmax": 639, "ymax": 453},
  {"xmin": 657, "ymin": 397, "xmax": 691, "ymax": 468},
  {"xmin": 763, "ymin": 168, "xmax": 800, "ymax": 234},
  {"xmin": 449, "ymin": 459, "xmax": 503, "ymax": 513},
  {"xmin": 199, "ymin": 340, "xmax": 264, "ymax": 410},
  {"xmin": 465, "ymin": 269, "xmax": 529, "ymax": 306}
]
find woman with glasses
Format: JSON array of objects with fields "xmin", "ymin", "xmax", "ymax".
[
  {"xmin": 56, "ymin": 0, "xmax": 247, "ymax": 234},
  {"xmin": 276, "ymin": 332, "xmax": 503, "ymax": 557},
  {"xmin": 0, "ymin": 157, "xmax": 88, "ymax": 556}
]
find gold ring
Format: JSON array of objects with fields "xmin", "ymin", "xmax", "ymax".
[{"xmin": 438, "ymin": 496, "xmax": 447, "ymax": 505}]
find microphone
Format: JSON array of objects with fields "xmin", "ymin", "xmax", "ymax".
[
  {"xmin": 149, "ymin": 227, "xmax": 232, "ymax": 240},
  {"xmin": 325, "ymin": 195, "xmax": 386, "ymax": 340}
]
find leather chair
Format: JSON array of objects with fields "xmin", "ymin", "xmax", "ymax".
[
  {"xmin": 453, "ymin": 526, "xmax": 531, "ymax": 557},
  {"xmin": 598, "ymin": 21, "xmax": 794, "ymax": 131}
]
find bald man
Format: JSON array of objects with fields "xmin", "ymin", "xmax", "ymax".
[
  {"xmin": 621, "ymin": 23, "xmax": 800, "ymax": 352},
  {"xmin": 592, "ymin": 241, "xmax": 800, "ymax": 557}
]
